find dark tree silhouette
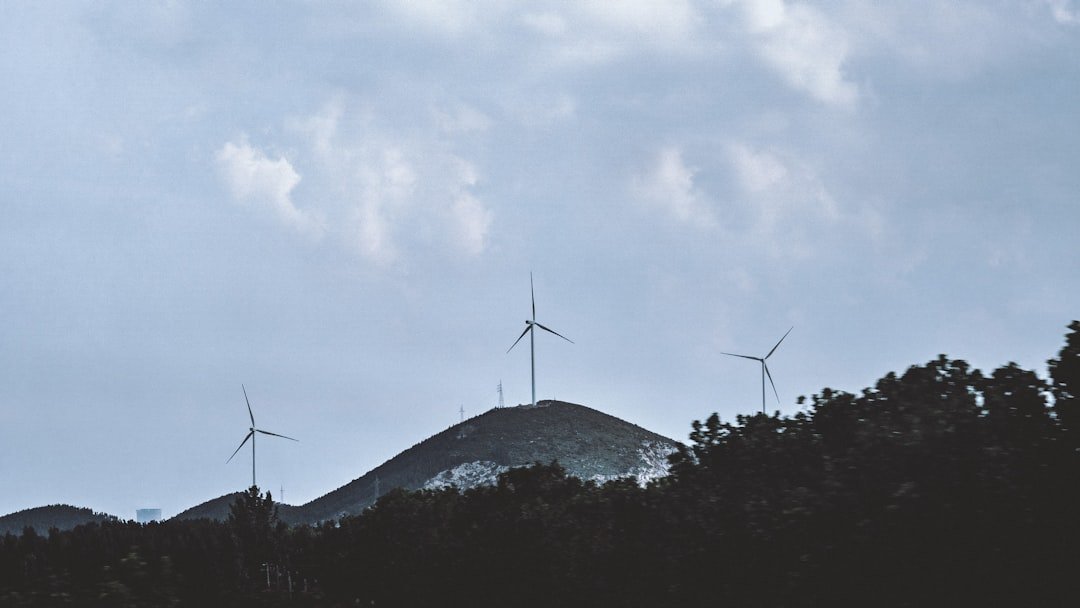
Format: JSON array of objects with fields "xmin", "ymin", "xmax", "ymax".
[{"xmin": 1051, "ymin": 321, "xmax": 1080, "ymax": 439}]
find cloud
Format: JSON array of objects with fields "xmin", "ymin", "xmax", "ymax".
[
  {"xmin": 1046, "ymin": 0, "xmax": 1080, "ymax": 24},
  {"xmin": 214, "ymin": 139, "xmax": 325, "ymax": 238},
  {"xmin": 446, "ymin": 159, "xmax": 492, "ymax": 257},
  {"xmin": 576, "ymin": 0, "xmax": 701, "ymax": 50},
  {"xmin": 350, "ymin": 148, "xmax": 418, "ymax": 265},
  {"xmin": 727, "ymin": 142, "xmax": 838, "ymax": 230},
  {"xmin": 633, "ymin": 147, "xmax": 715, "ymax": 227},
  {"xmin": 723, "ymin": 0, "xmax": 858, "ymax": 107},
  {"xmin": 384, "ymin": 0, "xmax": 703, "ymax": 68},
  {"xmin": 504, "ymin": 92, "xmax": 576, "ymax": 128},
  {"xmin": 451, "ymin": 193, "xmax": 492, "ymax": 256},
  {"xmin": 521, "ymin": 11, "xmax": 567, "ymax": 37},
  {"xmin": 381, "ymin": 0, "xmax": 504, "ymax": 37},
  {"xmin": 279, "ymin": 100, "xmax": 495, "ymax": 264},
  {"xmin": 434, "ymin": 103, "xmax": 492, "ymax": 134},
  {"xmin": 537, "ymin": 0, "xmax": 703, "ymax": 67}
]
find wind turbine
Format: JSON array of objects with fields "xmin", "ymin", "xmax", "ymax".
[
  {"xmin": 226, "ymin": 385, "xmax": 298, "ymax": 489},
  {"xmin": 507, "ymin": 273, "xmax": 573, "ymax": 407},
  {"xmin": 722, "ymin": 327, "xmax": 793, "ymax": 414}
]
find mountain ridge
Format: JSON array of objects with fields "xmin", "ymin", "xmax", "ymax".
[
  {"xmin": 0, "ymin": 504, "xmax": 117, "ymax": 536},
  {"xmin": 4, "ymin": 401, "xmax": 679, "ymax": 529},
  {"xmin": 175, "ymin": 400, "xmax": 678, "ymax": 524}
]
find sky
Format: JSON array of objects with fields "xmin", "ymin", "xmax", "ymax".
[{"xmin": 2, "ymin": 1, "xmax": 1078, "ymax": 520}]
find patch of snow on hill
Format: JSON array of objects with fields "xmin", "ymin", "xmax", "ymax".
[
  {"xmin": 591, "ymin": 440, "xmax": 678, "ymax": 486},
  {"xmin": 634, "ymin": 440, "xmax": 677, "ymax": 484},
  {"xmin": 424, "ymin": 461, "xmax": 509, "ymax": 491}
]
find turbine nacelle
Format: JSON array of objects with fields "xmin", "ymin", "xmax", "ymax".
[
  {"xmin": 227, "ymin": 385, "xmax": 298, "ymax": 488},
  {"xmin": 721, "ymin": 326, "xmax": 793, "ymax": 413},
  {"xmin": 507, "ymin": 272, "xmax": 574, "ymax": 407}
]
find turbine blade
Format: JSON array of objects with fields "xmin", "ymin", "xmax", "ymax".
[
  {"xmin": 242, "ymin": 384, "xmax": 255, "ymax": 426},
  {"xmin": 507, "ymin": 324, "xmax": 533, "ymax": 353},
  {"xmin": 764, "ymin": 362, "xmax": 780, "ymax": 404},
  {"xmin": 534, "ymin": 321, "xmax": 573, "ymax": 344},
  {"xmin": 721, "ymin": 352, "xmax": 762, "ymax": 362},
  {"xmin": 765, "ymin": 326, "xmax": 793, "ymax": 360},
  {"xmin": 256, "ymin": 429, "xmax": 299, "ymax": 442},
  {"xmin": 530, "ymin": 272, "xmax": 535, "ymax": 319},
  {"xmin": 227, "ymin": 431, "xmax": 253, "ymax": 463}
]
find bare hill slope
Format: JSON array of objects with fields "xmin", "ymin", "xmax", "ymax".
[{"xmin": 175, "ymin": 400, "xmax": 678, "ymax": 525}]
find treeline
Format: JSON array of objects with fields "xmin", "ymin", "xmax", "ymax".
[{"xmin": 2, "ymin": 322, "xmax": 1079, "ymax": 607}]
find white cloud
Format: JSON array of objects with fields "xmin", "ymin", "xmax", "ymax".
[
  {"xmin": 214, "ymin": 139, "xmax": 325, "ymax": 238},
  {"xmin": 281, "ymin": 100, "xmax": 495, "ymax": 264},
  {"xmin": 726, "ymin": 142, "xmax": 838, "ymax": 231},
  {"xmin": 451, "ymin": 193, "xmax": 492, "ymax": 256},
  {"xmin": 577, "ymin": 0, "xmax": 701, "ymax": 49},
  {"xmin": 350, "ymin": 148, "xmax": 418, "ymax": 265},
  {"xmin": 447, "ymin": 159, "xmax": 492, "ymax": 256},
  {"xmin": 539, "ymin": 0, "xmax": 703, "ymax": 67},
  {"xmin": 1046, "ymin": 0, "xmax": 1080, "ymax": 24},
  {"xmin": 723, "ymin": 0, "xmax": 858, "ymax": 107},
  {"xmin": 729, "ymin": 144, "xmax": 788, "ymax": 194},
  {"xmin": 633, "ymin": 147, "xmax": 716, "ymax": 227}
]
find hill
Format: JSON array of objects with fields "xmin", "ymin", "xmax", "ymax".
[
  {"xmin": 0, "ymin": 504, "xmax": 117, "ymax": 536},
  {"xmin": 176, "ymin": 400, "xmax": 678, "ymax": 524},
  {"xmin": 172, "ymin": 492, "xmax": 301, "ymax": 522}
]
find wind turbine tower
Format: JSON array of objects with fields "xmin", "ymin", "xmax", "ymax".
[
  {"xmin": 227, "ymin": 385, "xmax": 299, "ymax": 488},
  {"xmin": 507, "ymin": 273, "xmax": 573, "ymax": 407},
  {"xmin": 722, "ymin": 327, "xmax": 793, "ymax": 414}
]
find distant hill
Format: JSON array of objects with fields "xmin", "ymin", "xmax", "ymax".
[
  {"xmin": 172, "ymin": 491, "xmax": 301, "ymax": 522},
  {"xmin": 176, "ymin": 400, "xmax": 679, "ymax": 525},
  {"xmin": 0, "ymin": 505, "xmax": 117, "ymax": 536}
]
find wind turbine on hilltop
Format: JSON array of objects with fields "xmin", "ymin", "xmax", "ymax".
[
  {"xmin": 723, "ymin": 327, "xmax": 793, "ymax": 414},
  {"xmin": 508, "ymin": 273, "xmax": 573, "ymax": 407},
  {"xmin": 227, "ymin": 385, "xmax": 298, "ymax": 489}
]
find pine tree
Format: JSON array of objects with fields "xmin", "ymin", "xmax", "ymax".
[{"xmin": 227, "ymin": 485, "xmax": 281, "ymax": 588}]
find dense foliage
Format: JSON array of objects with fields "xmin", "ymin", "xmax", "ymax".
[{"xmin": 3, "ymin": 321, "xmax": 1079, "ymax": 606}]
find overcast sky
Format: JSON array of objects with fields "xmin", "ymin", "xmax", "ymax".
[{"xmin": 2, "ymin": 1, "xmax": 1078, "ymax": 520}]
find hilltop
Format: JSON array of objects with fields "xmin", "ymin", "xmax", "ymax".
[
  {"xmin": 0, "ymin": 505, "xmax": 116, "ymax": 536},
  {"xmin": 175, "ymin": 400, "xmax": 678, "ymax": 524}
]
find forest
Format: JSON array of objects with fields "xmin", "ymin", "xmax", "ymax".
[{"xmin": 2, "ymin": 321, "xmax": 1078, "ymax": 607}]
